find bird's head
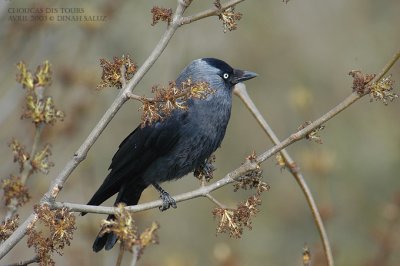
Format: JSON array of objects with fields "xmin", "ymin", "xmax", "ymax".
[{"xmin": 176, "ymin": 58, "xmax": 257, "ymax": 91}]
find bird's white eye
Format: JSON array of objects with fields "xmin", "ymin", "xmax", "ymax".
[{"xmin": 223, "ymin": 73, "xmax": 229, "ymax": 79}]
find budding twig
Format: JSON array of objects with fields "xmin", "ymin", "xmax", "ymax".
[
  {"xmin": 234, "ymin": 83, "xmax": 333, "ymax": 266},
  {"xmin": 205, "ymin": 193, "xmax": 228, "ymax": 209},
  {"xmin": 180, "ymin": 0, "xmax": 245, "ymax": 25},
  {"xmin": 5, "ymin": 60, "xmax": 59, "ymax": 220}
]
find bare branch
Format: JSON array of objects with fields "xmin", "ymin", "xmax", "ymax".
[
  {"xmin": 234, "ymin": 84, "xmax": 334, "ymax": 266},
  {"xmin": 374, "ymin": 50, "xmax": 400, "ymax": 83},
  {"xmin": 130, "ymin": 245, "xmax": 141, "ymax": 266},
  {"xmin": 116, "ymin": 244, "xmax": 125, "ymax": 266},
  {"xmin": 125, "ymin": 92, "xmax": 149, "ymax": 103},
  {"xmin": 50, "ymin": 165, "xmax": 254, "ymax": 215},
  {"xmin": 4, "ymin": 255, "xmax": 39, "ymax": 266},
  {"xmin": 180, "ymin": 0, "xmax": 246, "ymax": 25},
  {"xmin": 205, "ymin": 194, "xmax": 228, "ymax": 209}
]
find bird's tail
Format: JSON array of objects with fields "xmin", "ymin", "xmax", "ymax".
[
  {"xmin": 92, "ymin": 213, "xmax": 118, "ymax": 252},
  {"xmin": 92, "ymin": 182, "xmax": 147, "ymax": 252}
]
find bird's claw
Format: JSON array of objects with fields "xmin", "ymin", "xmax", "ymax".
[{"xmin": 159, "ymin": 191, "xmax": 177, "ymax": 211}]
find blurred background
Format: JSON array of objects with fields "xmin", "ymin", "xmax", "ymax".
[{"xmin": 1, "ymin": 0, "xmax": 400, "ymax": 265}]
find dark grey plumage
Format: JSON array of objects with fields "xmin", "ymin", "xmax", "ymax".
[{"xmin": 84, "ymin": 58, "xmax": 257, "ymax": 252}]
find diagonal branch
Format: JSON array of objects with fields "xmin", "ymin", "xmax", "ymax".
[
  {"xmin": 4, "ymin": 255, "xmax": 39, "ymax": 266},
  {"xmin": 233, "ymin": 84, "xmax": 334, "ymax": 266},
  {"xmin": 0, "ymin": 0, "xmax": 191, "ymax": 259}
]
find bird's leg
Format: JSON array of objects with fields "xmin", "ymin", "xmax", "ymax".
[{"xmin": 152, "ymin": 183, "xmax": 177, "ymax": 211}]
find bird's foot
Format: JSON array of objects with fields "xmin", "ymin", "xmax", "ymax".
[
  {"xmin": 159, "ymin": 191, "xmax": 177, "ymax": 211},
  {"xmin": 153, "ymin": 183, "xmax": 177, "ymax": 211}
]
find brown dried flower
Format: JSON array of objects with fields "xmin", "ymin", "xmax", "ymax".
[
  {"xmin": 137, "ymin": 222, "xmax": 160, "ymax": 259},
  {"xmin": 214, "ymin": 151, "xmax": 269, "ymax": 238},
  {"xmin": 214, "ymin": 0, "xmax": 242, "ymax": 33},
  {"xmin": 9, "ymin": 138, "xmax": 29, "ymax": 171},
  {"xmin": 27, "ymin": 205, "xmax": 76, "ymax": 265},
  {"xmin": 35, "ymin": 205, "xmax": 76, "ymax": 253},
  {"xmin": 303, "ymin": 244, "xmax": 311, "ymax": 266},
  {"xmin": 298, "ymin": 121, "xmax": 325, "ymax": 144},
  {"xmin": 212, "ymin": 208, "xmax": 241, "ymax": 238},
  {"xmin": 35, "ymin": 60, "xmax": 52, "ymax": 88},
  {"xmin": 100, "ymin": 203, "xmax": 138, "ymax": 251},
  {"xmin": 212, "ymin": 193, "xmax": 263, "ymax": 238},
  {"xmin": 27, "ymin": 229, "xmax": 55, "ymax": 266},
  {"xmin": 233, "ymin": 170, "xmax": 269, "ymax": 194},
  {"xmin": 98, "ymin": 55, "xmax": 137, "ymax": 89},
  {"xmin": 99, "ymin": 204, "xmax": 160, "ymax": 257},
  {"xmin": 0, "ymin": 215, "xmax": 19, "ymax": 242},
  {"xmin": 140, "ymin": 79, "xmax": 214, "ymax": 126},
  {"xmin": 1, "ymin": 175, "xmax": 30, "ymax": 207},
  {"xmin": 369, "ymin": 74, "xmax": 397, "ymax": 105},
  {"xmin": 17, "ymin": 61, "xmax": 64, "ymax": 126},
  {"xmin": 151, "ymin": 6, "xmax": 173, "ymax": 26},
  {"xmin": 16, "ymin": 61, "xmax": 52, "ymax": 91},
  {"xmin": 22, "ymin": 95, "xmax": 65, "ymax": 125},
  {"xmin": 30, "ymin": 144, "xmax": 54, "ymax": 174},
  {"xmin": 348, "ymin": 70, "xmax": 375, "ymax": 95},
  {"xmin": 234, "ymin": 151, "xmax": 269, "ymax": 194},
  {"xmin": 16, "ymin": 61, "xmax": 34, "ymax": 90},
  {"xmin": 140, "ymin": 100, "xmax": 163, "ymax": 126}
]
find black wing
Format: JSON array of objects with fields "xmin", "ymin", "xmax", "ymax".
[{"xmin": 86, "ymin": 112, "xmax": 185, "ymax": 207}]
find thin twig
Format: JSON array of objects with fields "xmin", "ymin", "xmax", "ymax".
[
  {"xmin": 6, "ymin": 114, "xmax": 45, "ymax": 220},
  {"xmin": 119, "ymin": 65, "xmax": 127, "ymax": 89},
  {"xmin": 6, "ymin": 85, "xmax": 47, "ymax": 219},
  {"xmin": 116, "ymin": 244, "xmax": 125, "ymax": 266},
  {"xmin": 180, "ymin": 0, "xmax": 245, "ymax": 25},
  {"xmin": 205, "ymin": 193, "xmax": 228, "ymax": 209},
  {"xmin": 4, "ymin": 256, "xmax": 39, "ymax": 266},
  {"xmin": 234, "ymin": 83, "xmax": 334, "ymax": 266},
  {"xmin": 373, "ymin": 49, "xmax": 400, "ymax": 83},
  {"xmin": 126, "ymin": 92, "xmax": 148, "ymax": 103},
  {"xmin": 130, "ymin": 245, "xmax": 141, "ymax": 266}
]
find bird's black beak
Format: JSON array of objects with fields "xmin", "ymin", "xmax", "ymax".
[{"xmin": 232, "ymin": 69, "xmax": 258, "ymax": 84}]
